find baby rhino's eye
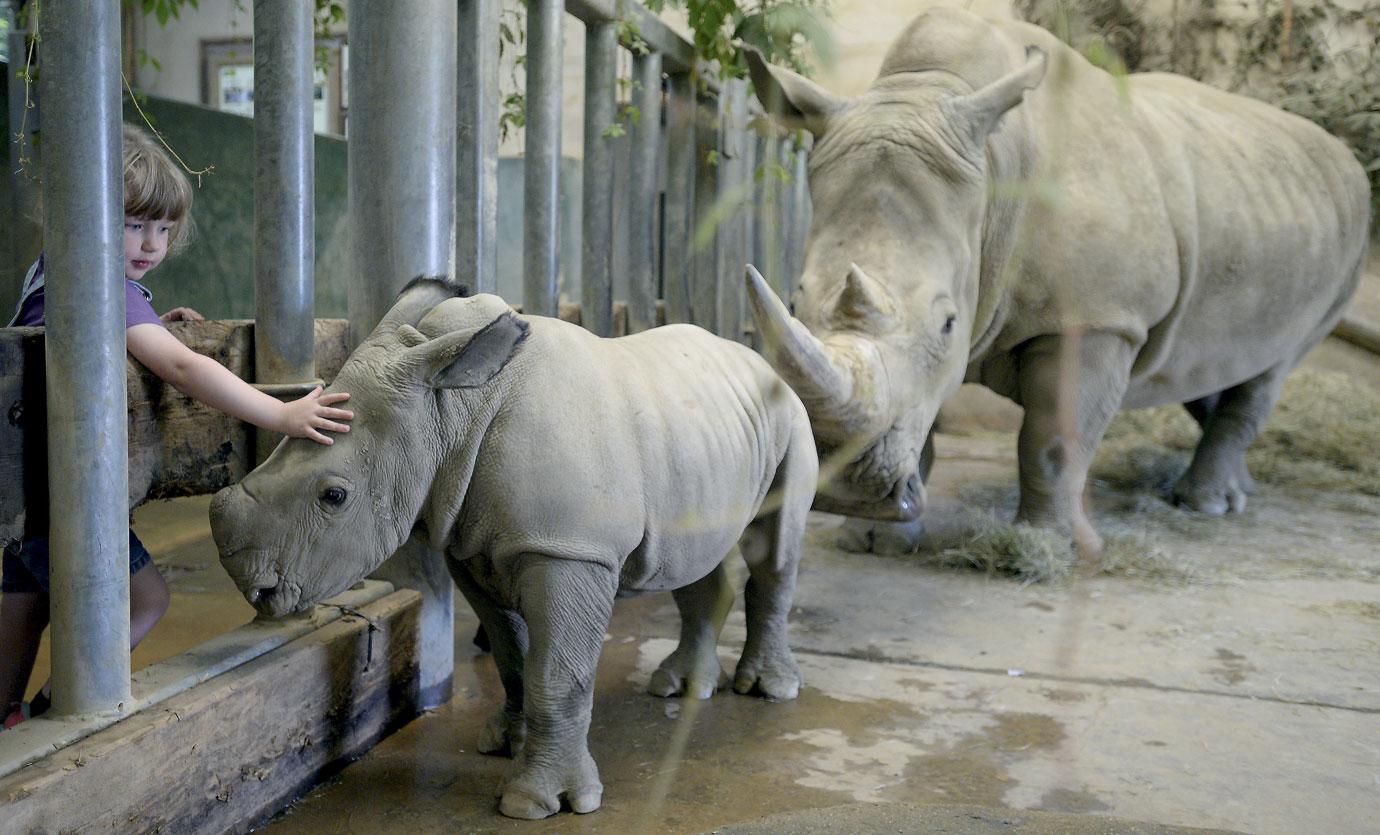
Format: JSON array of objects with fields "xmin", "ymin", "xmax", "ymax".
[{"xmin": 321, "ymin": 486, "xmax": 347, "ymax": 507}]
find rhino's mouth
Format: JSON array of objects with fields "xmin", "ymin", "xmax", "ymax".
[{"xmin": 245, "ymin": 575, "xmax": 305, "ymax": 618}]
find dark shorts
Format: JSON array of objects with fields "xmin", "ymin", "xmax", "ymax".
[{"xmin": 1, "ymin": 531, "xmax": 152, "ymax": 594}]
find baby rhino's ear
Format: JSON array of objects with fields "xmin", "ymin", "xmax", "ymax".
[{"xmin": 411, "ymin": 311, "xmax": 530, "ymax": 389}]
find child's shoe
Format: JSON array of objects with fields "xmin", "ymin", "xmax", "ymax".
[{"xmin": 2, "ymin": 701, "xmax": 27, "ymax": 730}]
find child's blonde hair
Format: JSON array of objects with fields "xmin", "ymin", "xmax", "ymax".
[{"xmin": 123, "ymin": 124, "xmax": 194, "ymax": 254}]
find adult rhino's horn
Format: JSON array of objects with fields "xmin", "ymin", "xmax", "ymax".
[
  {"xmin": 746, "ymin": 265, "xmax": 879, "ymax": 436},
  {"xmin": 378, "ymin": 275, "xmax": 468, "ymax": 333},
  {"xmin": 949, "ymin": 45, "xmax": 1048, "ymax": 145}
]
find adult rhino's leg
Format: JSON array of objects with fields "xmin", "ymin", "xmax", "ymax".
[
  {"xmin": 450, "ymin": 559, "xmax": 528, "ymax": 757},
  {"xmin": 649, "ymin": 562, "xmax": 733, "ymax": 699},
  {"xmin": 1173, "ymin": 365, "xmax": 1287, "ymax": 514},
  {"xmin": 734, "ymin": 421, "xmax": 814, "ymax": 701},
  {"xmin": 499, "ymin": 555, "xmax": 615, "ymax": 820},
  {"xmin": 834, "ymin": 431, "xmax": 935, "ymax": 554},
  {"xmin": 1014, "ymin": 332, "xmax": 1137, "ymax": 552}
]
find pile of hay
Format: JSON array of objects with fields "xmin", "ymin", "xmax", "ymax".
[
  {"xmin": 915, "ymin": 504, "xmax": 1198, "ymax": 585},
  {"xmin": 1095, "ymin": 370, "xmax": 1380, "ymax": 496},
  {"xmin": 910, "ymin": 370, "xmax": 1380, "ymax": 584}
]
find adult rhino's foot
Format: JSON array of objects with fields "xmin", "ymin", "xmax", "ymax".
[
  {"xmin": 478, "ymin": 707, "xmax": 526, "ymax": 757},
  {"xmin": 1172, "ymin": 459, "xmax": 1254, "ymax": 516},
  {"xmin": 498, "ymin": 749, "xmax": 602, "ymax": 819},
  {"xmin": 733, "ymin": 644, "xmax": 801, "ymax": 701},
  {"xmin": 1014, "ymin": 503, "xmax": 1104, "ymax": 556},
  {"xmin": 648, "ymin": 644, "xmax": 726, "ymax": 700},
  {"xmin": 835, "ymin": 518, "xmax": 924, "ymax": 555}
]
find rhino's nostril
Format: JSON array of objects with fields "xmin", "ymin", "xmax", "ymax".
[{"xmin": 245, "ymin": 574, "xmax": 282, "ymax": 606}]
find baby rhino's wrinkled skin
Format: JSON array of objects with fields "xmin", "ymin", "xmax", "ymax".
[{"xmin": 210, "ymin": 279, "xmax": 818, "ymax": 820}]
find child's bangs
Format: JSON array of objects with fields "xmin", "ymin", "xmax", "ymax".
[{"xmin": 124, "ymin": 156, "xmax": 192, "ymax": 223}]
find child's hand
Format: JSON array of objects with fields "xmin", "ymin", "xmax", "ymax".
[
  {"xmin": 280, "ymin": 386, "xmax": 354, "ymax": 445},
  {"xmin": 161, "ymin": 306, "xmax": 205, "ymax": 323}
]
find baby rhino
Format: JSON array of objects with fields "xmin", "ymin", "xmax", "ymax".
[{"xmin": 209, "ymin": 278, "xmax": 818, "ymax": 819}]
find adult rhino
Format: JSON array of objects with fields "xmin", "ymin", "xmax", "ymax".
[
  {"xmin": 745, "ymin": 7, "xmax": 1370, "ymax": 550},
  {"xmin": 210, "ymin": 278, "xmax": 817, "ymax": 819}
]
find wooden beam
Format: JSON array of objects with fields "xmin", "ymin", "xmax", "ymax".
[
  {"xmin": 0, "ymin": 319, "xmax": 350, "ymax": 546},
  {"xmin": 0, "ymin": 588, "xmax": 422, "ymax": 834}
]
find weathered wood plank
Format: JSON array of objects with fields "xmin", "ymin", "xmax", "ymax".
[
  {"xmin": 0, "ymin": 588, "xmax": 422, "ymax": 835},
  {"xmin": 0, "ymin": 319, "xmax": 350, "ymax": 546}
]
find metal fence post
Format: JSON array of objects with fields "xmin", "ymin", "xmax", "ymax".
[
  {"xmin": 457, "ymin": 0, "xmax": 500, "ymax": 297},
  {"xmin": 790, "ymin": 137, "xmax": 811, "ymax": 302},
  {"xmin": 662, "ymin": 72, "xmax": 696, "ymax": 326},
  {"xmin": 692, "ymin": 90, "xmax": 722, "ymax": 334},
  {"xmin": 580, "ymin": 19, "xmax": 617, "ymax": 336},
  {"xmin": 524, "ymin": 0, "xmax": 563, "ymax": 317},
  {"xmin": 718, "ymin": 78, "xmax": 749, "ymax": 342},
  {"xmin": 253, "ymin": 0, "xmax": 316, "ymax": 462},
  {"xmin": 39, "ymin": 0, "xmax": 130, "ymax": 718},
  {"xmin": 348, "ymin": 0, "xmax": 458, "ymax": 710},
  {"xmin": 5, "ymin": 1, "xmax": 39, "ymax": 295},
  {"xmin": 626, "ymin": 50, "xmax": 662, "ymax": 333}
]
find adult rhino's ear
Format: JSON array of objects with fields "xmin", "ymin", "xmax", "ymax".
[
  {"xmin": 746, "ymin": 46, "xmax": 844, "ymax": 136},
  {"xmin": 946, "ymin": 45, "xmax": 1047, "ymax": 146},
  {"xmin": 411, "ymin": 312, "xmax": 530, "ymax": 390}
]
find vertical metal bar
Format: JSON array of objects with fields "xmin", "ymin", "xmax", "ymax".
[
  {"xmin": 456, "ymin": 0, "xmax": 500, "ymax": 296},
  {"xmin": 717, "ymin": 78, "xmax": 748, "ymax": 342},
  {"xmin": 524, "ymin": 0, "xmax": 562, "ymax": 317},
  {"xmin": 348, "ymin": 0, "xmax": 458, "ymax": 710},
  {"xmin": 626, "ymin": 51, "xmax": 662, "ymax": 333},
  {"xmin": 662, "ymin": 72, "xmax": 695, "ymax": 326},
  {"xmin": 752, "ymin": 131, "xmax": 779, "ymax": 296},
  {"xmin": 253, "ymin": 0, "xmax": 316, "ymax": 462},
  {"xmin": 779, "ymin": 135, "xmax": 802, "ymax": 307},
  {"xmin": 791, "ymin": 138, "xmax": 811, "ymax": 305},
  {"xmin": 692, "ymin": 91, "xmax": 722, "ymax": 334},
  {"xmin": 580, "ymin": 20, "xmax": 617, "ymax": 336},
  {"xmin": 6, "ymin": 3, "xmax": 38, "ymax": 291},
  {"xmin": 39, "ymin": 0, "xmax": 129, "ymax": 717}
]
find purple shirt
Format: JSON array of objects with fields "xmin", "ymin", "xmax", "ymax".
[{"xmin": 11, "ymin": 255, "xmax": 164, "ymax": 330}]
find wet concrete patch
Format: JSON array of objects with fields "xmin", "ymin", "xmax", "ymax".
[{"xmin": 1207, "ymin": 649, "xmax": 1255, "ymax": 687}]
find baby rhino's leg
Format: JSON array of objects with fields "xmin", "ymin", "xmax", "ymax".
[
  {"xmin": 649, "ymin": 562, "xmax": 733, "ymax": 699},
  {"xmin": 734, "ymin": 421, "xmax": 814, "ymax": 701},
  {"xmin": 500, "ymin": 556, "xmax": 615, "ymax": 819},
  {"xmin": 451, "ymin": 559, "xmax": 528, "ymax": 757}
]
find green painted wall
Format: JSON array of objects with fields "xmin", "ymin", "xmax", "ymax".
[
  {"xmin": 0, "ymin": 65, "xmax": 350, "ymax": 321},
  {"xmin": 1, "ymin": 63, "xmax": 586, "ymax": 325}
]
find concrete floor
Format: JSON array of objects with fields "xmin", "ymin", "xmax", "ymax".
[{"xmin": 255, "ymin": 453, "xmax": 1378, "ymax": 835}]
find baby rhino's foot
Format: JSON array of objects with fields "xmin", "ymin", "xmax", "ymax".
[
  {"xmin": 477, "ymin": 708, "xmax": 526, "ymax": 757},
  {"xmin": 648, "ymin": 645, "xmax": 727, "ymax": 700},
  {"xmin": 498, "ymin": 749, "xmax": 603, "ymax": 819},
  {"xmin": 734, "ymin": 645, "xmax": 801, "ymax": 701}
]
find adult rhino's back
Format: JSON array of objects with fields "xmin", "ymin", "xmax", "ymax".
[{"xmin": 1114, "ymin": 72, "xmax": 1369, "ymax": 406}]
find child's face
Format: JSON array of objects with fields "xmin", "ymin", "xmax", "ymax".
[{"xmin": 123, "ymin": 215, "xmax": 175, "ymax": 280}]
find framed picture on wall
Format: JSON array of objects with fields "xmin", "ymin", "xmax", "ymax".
[{"xmin": 201, "ymin": 37, "xmax": 346, "ymax": 135}]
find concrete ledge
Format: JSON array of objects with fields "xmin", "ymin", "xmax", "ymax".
[
  {"xmin": 0, "ymin": 587, "xmax": 421, "ymax": 834},
  {"xmin": 0, "ymin": 579, "xmax": 398, "ymax": 778}
]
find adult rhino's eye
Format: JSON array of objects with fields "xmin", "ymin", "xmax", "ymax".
[
  {"xmin": 942, "ymin": 314, "xmax": 957, "ymax": 336},
  {"xmin": 321, "ymin": 486, "xmax": 347, "ymax": 507}
]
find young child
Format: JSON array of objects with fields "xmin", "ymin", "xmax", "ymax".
[{"xmin": 0, "ymin": 124, "xmax": 353, "ymax": 729}]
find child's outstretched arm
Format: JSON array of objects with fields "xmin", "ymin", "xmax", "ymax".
[{"xmin": 126, "ymin": 323, "xmax": 353, "ymax": 445}]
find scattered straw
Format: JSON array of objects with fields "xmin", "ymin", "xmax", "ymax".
[{"xmin": 1095, "ymin": 370, "xmax": 1380, "ymax": 496}]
